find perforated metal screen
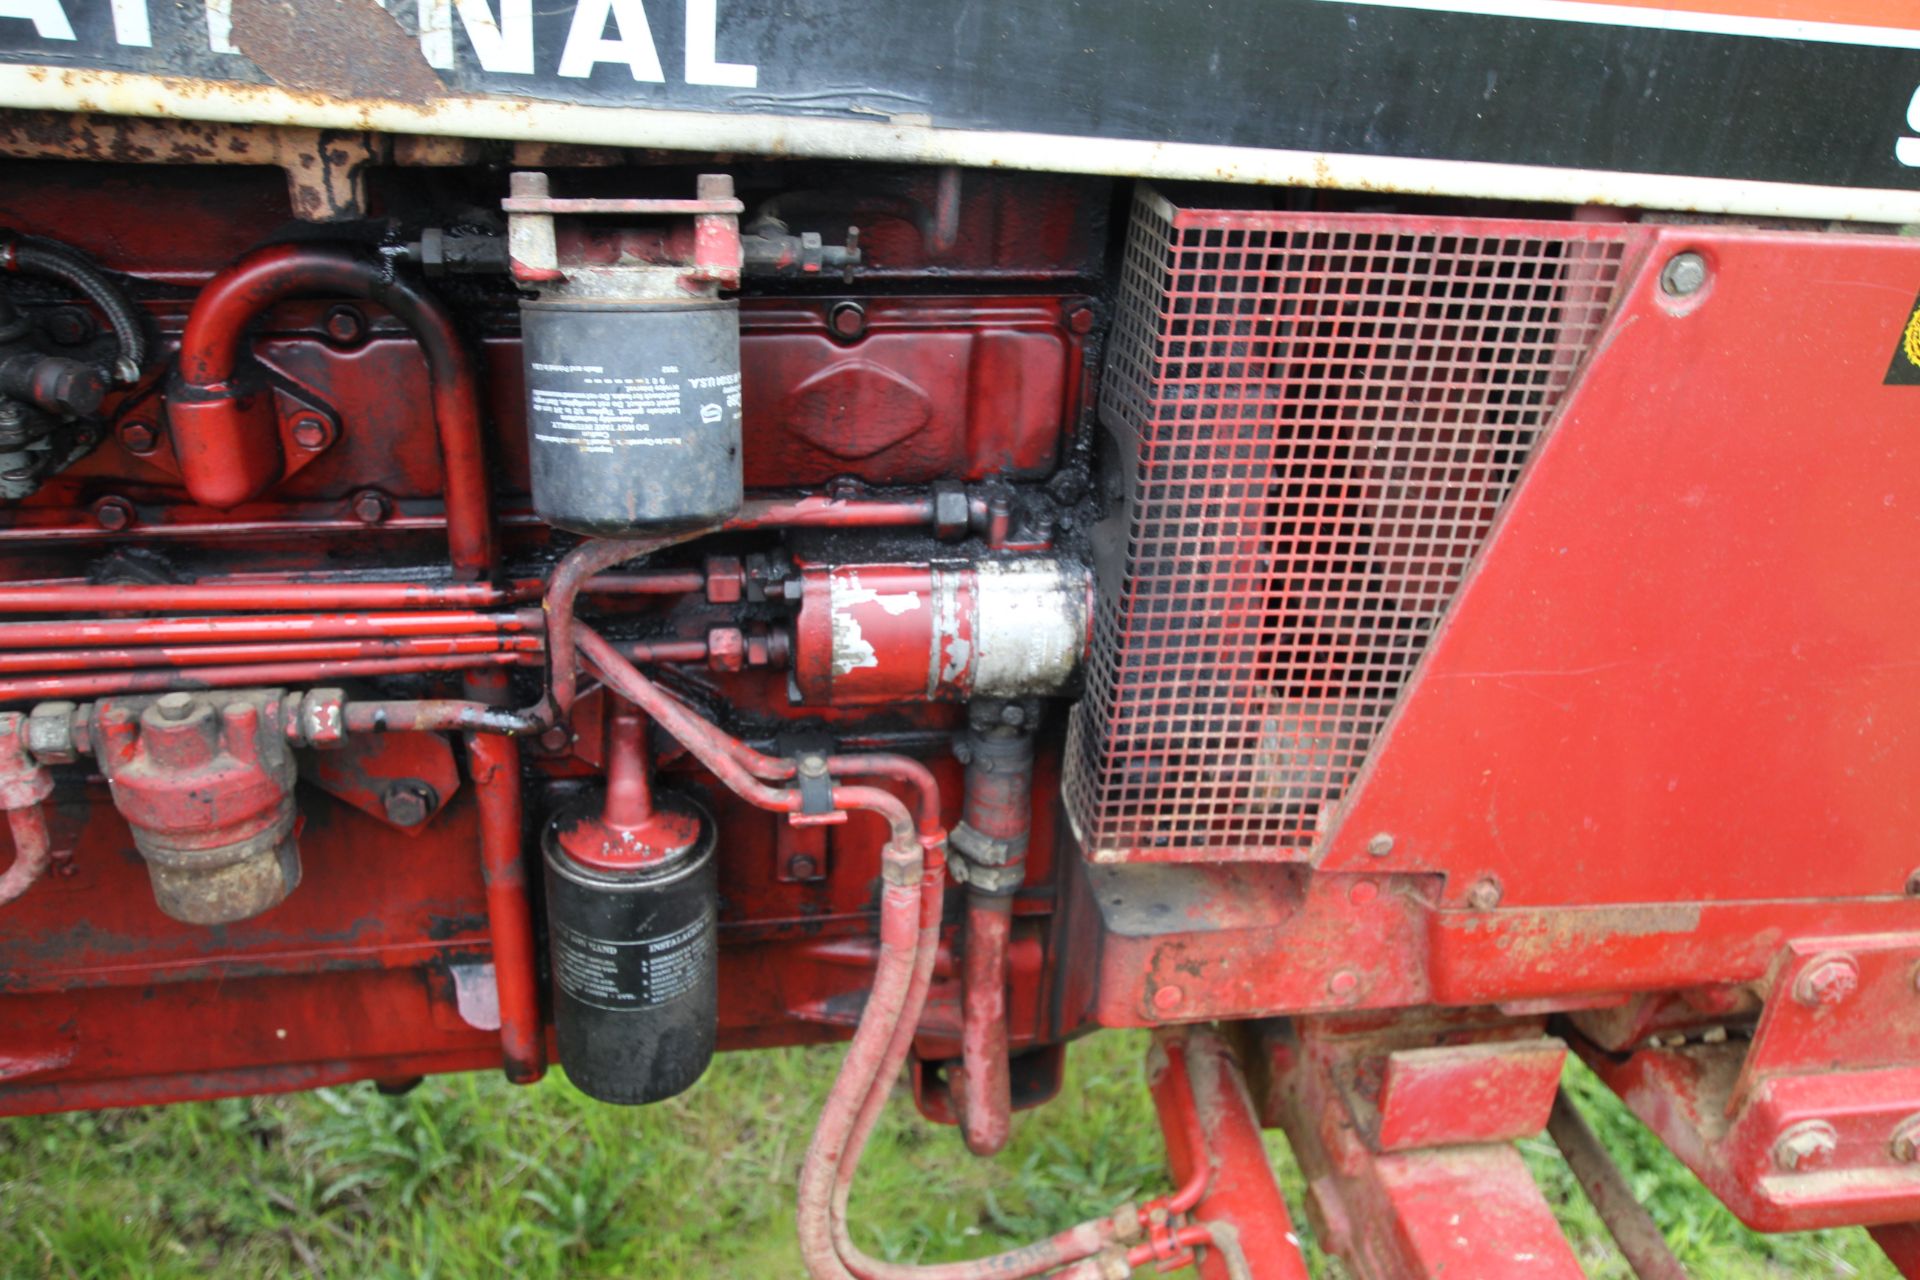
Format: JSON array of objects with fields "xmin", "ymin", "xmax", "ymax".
[{"xmin": 1065, "ymin": 189, "xmax": 1638, "ymax": 862}]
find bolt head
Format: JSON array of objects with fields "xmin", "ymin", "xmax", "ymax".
[
  {"xmin": 382, "ymin": 781, "xmax": 437, "ymax": 827},
  {"xmin": 92, "ymin": 496, "xmax": 133, "ymax": 532},
  {"xmin": 118, "ymin": 421, "xmax": 158, "ymax": 454},
  {"xmin": 1065, "ymin": 304, "xmax": 1096, "ymax": 335},
  {"xmin": 45, "ymin": 307, "xmax": 95, "ymax": 346},
  {"xmin": 827, "ymin": 301, "xmax": 866, "ymax": 342},
  {"xmin": 350, "ymin": 490, "xmax": 391, "ymax": 525},
  {"xmin": 291, "ymin": 415, "xmax": 330, "ymax": 450},
  {"xmin": 1793, "ymin": 954, "xmax": 1859, "ymax": 1008},
  {"xmin": 1467, "ymin": 876, "xmax": 1504, "ymax": 911},
  {"xmin": 323, "ymin": 305, "xmax": 367, "ymax": 346},
  {"xmin": 1660, "ymin": 252, "xmax": 1709, "ymax": 298},
  {"xmin": 787, "ymin": 854, "xmax": 820, "ymax": 879},
  {"xmin": 1906, "ymin": 868, "xmax": 1920, "ymax": 897},
  {"xmin": 1327, "ymin": 970, "xmax": 1360, "ymax": 1000},
  {"xmin": 155, "ymin": 692, "xmax": 196, "ymax": 722},
  {"xmin": 1151, "ymin": 984, "xmax": 1184, "ymax": 1014},
  {"xmin": 1366, "ymin": 832, "xmax": 1395, "ymax": 857},
  {"xmin": 1772, "ymin": 1120, "xmax": 1839, "ymax": 1173},
  {"xmin": 1893, "ymin": 1114, "xmax": 1920, "ymax": 1164}
]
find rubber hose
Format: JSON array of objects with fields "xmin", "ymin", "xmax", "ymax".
[{"xmin": 10, "ymin": 241, "xmax": 147, "ymax": 382}]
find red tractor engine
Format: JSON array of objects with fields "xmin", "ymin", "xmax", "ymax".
[{"xmin": 1, "ymin": 51, "xmax": 1920, "ymax": 1275}]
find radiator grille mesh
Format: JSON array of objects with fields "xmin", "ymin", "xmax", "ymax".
[{"xmin": 1065, "ymin": 190, "xmax": 1635, "ymax": 861}]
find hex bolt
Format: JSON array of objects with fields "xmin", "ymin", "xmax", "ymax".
[
  {"xmin": 154, "ymin": 692, "xmax": 196, "ymax": 722},
  {"xmin": 797, "ymin": 754, "xmax": 829, "ymax": 779},
  {"xmin": 1772, "ymin": 1119, "xmax": 1839, "ymax": 1173},
  {"xmin": 1467, "ymin": 876, "xmax": 1504, "ymax": 910},
  {"xmin": 1892, "ymin": 1114, "xmax": 1920, "ymax": 1164},
  {"xmin": 350, "ymin": 490, "xmax": 392, "ymax": 525},
  {"xmin": 1793, "ymin": 953, "xmax": 1859, "ymax": 1008},
  {"xmin": 536, "ymin": 726, "xmax": 573, "ymax": 755},
  {"xmin": 118, "ymin": 420, "xmax": 158, "ymax": 454},
  {"xmin": 92, "ymin": 496, "xmax": 133, "ymax": 532},
  {"xmin": 1065, "ymin": 304, "xmax": 1096, "ymax": 335},
  {"xmin": 291, "ymin": 415, "xmax": 330, "ymax": 450},
  {"xmin": 323, "ymin": 304, "xmax": 368, "ymax": 346},
  {"xmin": 1366, "ymin": 832, "xmax": 1395, "ymax": 857},
  {"xmin": 382, "ymin": 780, "xmax": 437, "ymax": 827},
  {"xmin": 45, "ymin": 307, "xmax": 95, "ymax": 346},
  {"xmin": 1660, "ymin": 252, "xmax": 1709, "ymax": 298},
  {"xmin": 827, "ymin": 301, "xmax": 867, "ymax": 343}
]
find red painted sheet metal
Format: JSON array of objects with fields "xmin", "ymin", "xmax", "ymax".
[{"xmin": 1321, "ymin": 225, "xmax": 1920, "ymax": 906}]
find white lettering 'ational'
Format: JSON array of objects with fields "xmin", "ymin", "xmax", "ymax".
[
  {"xmin": 1899, "ymin": 84, "xmax": 1920, "ymax": 167},
  {"xmin": 0, "ymin": 0, "xmax": 75, "ymax": 40},
  {"xmin": 558, "ymin": 0, "xmax": 665, "ymax": 81},
  {"xmin": 206, "ymin": 0, "xmax": 236, "ymax": 54},
  {"xmin": 109, "ymin": 0, "xmax": 150, "ymax": 46},
  {"xmin": 684, "ymin": 0, "xmax": 755, "ymax": 87},
  {"xmin": 420, "ymin": 0, "xmax": 535, "ymax": 74}
]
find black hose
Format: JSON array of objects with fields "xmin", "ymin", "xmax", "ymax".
[{"xmin": 6, "ymin": 240, "xmax": 147, "ymax": 383}]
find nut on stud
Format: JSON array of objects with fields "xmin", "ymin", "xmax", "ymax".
[
  {"xmin": 1772, "ymin": 1119, "xmax": 1839, "ymax": 1173},
  {"xmin": 1793, "ymin": 953, "xmax": 1859, "ymax": 1008}
]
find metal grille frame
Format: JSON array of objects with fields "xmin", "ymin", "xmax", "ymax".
[{"xmin": 1066, "ymin": 189, "xmax": 1642, "ymax": 862}]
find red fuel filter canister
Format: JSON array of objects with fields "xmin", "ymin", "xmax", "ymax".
[{"xmin": 788, "ymin": 560, "xmax": 1092, "ymax": 706}]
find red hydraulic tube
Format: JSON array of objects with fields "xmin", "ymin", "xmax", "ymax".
[
  {"xmin": 0, "ymin": 651, "xmax": 522, "ymax": 702},
  {"xmin": 727, "ymin": 494, "xmax": 937, "ymax": 531},
  {"xmin": 170, "ymin": 245, "xmax": 496, "ymax": 578},
  {"xmin": 0, "ymin": 633, "xmax": 541, "ymax": 675},
  {"xmin": 0, "ymin": 610, "xmax": 539, "ymax": 650},
  {"xmin": 0, "ymin": 582, "xmax": 511, "ymax": 613},
  {"xmin": 467, "ymin": 724, "xmax": 545, "ymax": 1085}
]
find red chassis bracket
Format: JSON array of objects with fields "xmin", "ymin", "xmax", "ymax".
[
  {"xmin": 1584, "ymin": 932, "xmax": 1920, "ymax": 1233},
  {"xmin": 1242, "ymin": 1017, "xmax": 1582, "ymax": 1280}
]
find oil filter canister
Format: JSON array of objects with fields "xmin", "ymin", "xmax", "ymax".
[
  {"xmin": 542, "ymin": 792, "xmax": 718, "ymax": 1105},
  {"xmin": 521, "ymin": 298, "xmax": 743, "ymax": 535}
]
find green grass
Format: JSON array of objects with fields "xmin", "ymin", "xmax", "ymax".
[{"xmin": 0, "ymin": 1033, "xmax": 1897, "ymax": 1278}]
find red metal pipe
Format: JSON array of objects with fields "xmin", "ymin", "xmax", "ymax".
[
  {"xmin": 958, "ymin": 894, "xmax": 1013, "ymax": 1157},
  {"xmin": 0, "ymin": 582, "xmax": 512, "ymax": 613},
  {"xmin": 170, "ymin": 244, "xmax": 496, "ymax": 578},
  {"xmin": 0, "ymin": 651, "xmax": 521, "ymax": 702},
  {"xmin": 726, "ymin": 494, "xmax": 938, "ymax": 531},
  {"xmin": 0, "ymin": 804, "xmax": 51, "ymax": 908},
  {"xmin": 547, "ymin": 536, "xmax": 700, "ymax": 716},
  {"xmin": 0, "ymin": 634, "xmax": 541, "ymax": 675},
  {"xmin": 467, "ymin": 726, "xmax": 545, "ymax": 1085},
  {"xmin": 0, "ymin": 610, "xmax": 540, "ymax": 650}
]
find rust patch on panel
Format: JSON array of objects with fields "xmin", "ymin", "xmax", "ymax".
[{"xmin": 233, "ymin": 0, "xmax": 446, "ymax": 105}]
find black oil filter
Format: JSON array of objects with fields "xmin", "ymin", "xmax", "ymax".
[
  {"xmin": 542, "ymin": 793, "xmax": 718, "ymax": 1105},
  {"xmin": 521, "ymin": 299, "xmax": 742, "ymax": 535}
]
